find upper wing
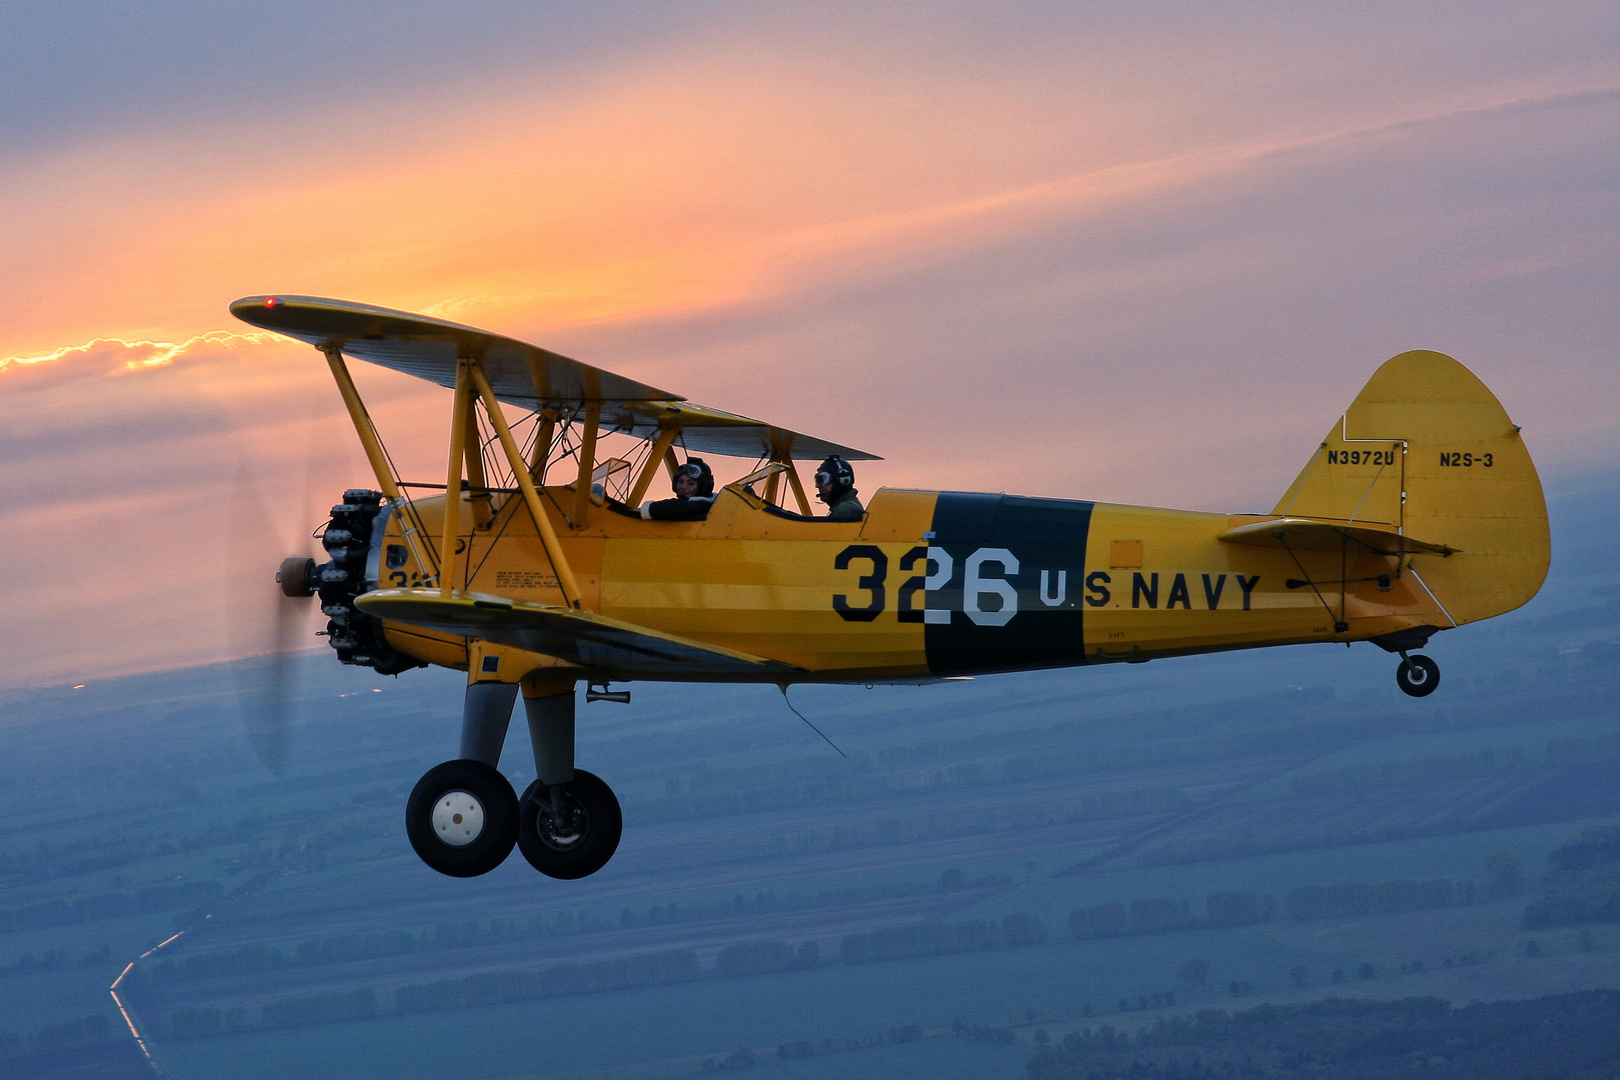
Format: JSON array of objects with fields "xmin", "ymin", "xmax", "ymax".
[
  {"xmin": 354, "ymin": 588, "xmax": 799, "ymax": 678},
  {"xmin": 230, "ymin": 295, "xmax": 878, "ymax": 461},
  {"xmin": 232, "ymin": 294, "xmax": 676, "ymax": 403},
  {"xmin": 1218, "ymin": 516, "xmax": 1457, "ymax": 557}
]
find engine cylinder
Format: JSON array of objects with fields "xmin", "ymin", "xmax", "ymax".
[{"xmin": 314, "ymin": 489, "xmax": 424, "ymax": 676}]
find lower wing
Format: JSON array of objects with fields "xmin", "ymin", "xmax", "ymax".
[{"xmin": 354, "ymin": 588, "xmax": 798, "ymax": 678}]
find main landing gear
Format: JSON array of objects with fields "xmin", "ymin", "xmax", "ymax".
[
  {"xmin": 518, "ymin": 771, "xmax": 622, "ymax": 880},
  {"xmin": 1395, "ymin": 652, "xmax": 1440, "ymax": 698},
  {"xmin": 404, "ymin": 679, "xmax": 622, "ymax": 880},
  {"xmin": 405, "ymin": 759, "xmax": 518, "ymax": 877}
]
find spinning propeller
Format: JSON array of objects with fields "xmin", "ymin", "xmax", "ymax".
[{"xmin": 225, "ymin": 460, "xmax": 324, "ymax": 774}]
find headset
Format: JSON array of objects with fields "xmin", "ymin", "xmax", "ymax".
[{"xmin": 814, "ymin": 456, "xmax": 853, "ymax": 493}]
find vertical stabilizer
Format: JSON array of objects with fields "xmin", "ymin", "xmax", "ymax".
[{"xmin": 1274, "ymin": 351, "xmax": 1549, "ymax": 626}]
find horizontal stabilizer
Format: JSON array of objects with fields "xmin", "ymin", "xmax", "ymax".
[
  {"xmin": 1219, "ymin": 517, "xmax": 1456, "ymax": 557},
  {"xmin": 355, "ymin": 588, "xmax": 798, "ymax": 677}
]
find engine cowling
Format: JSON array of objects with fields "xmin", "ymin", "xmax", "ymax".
[{"xmin": 314, "ymin": 489, "xmax": 423, "ymax": 676}]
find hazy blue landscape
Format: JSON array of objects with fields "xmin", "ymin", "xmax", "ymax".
[{"xmin": 2, "ymin": 472, "xmax": 1617, "ymax": 1079}]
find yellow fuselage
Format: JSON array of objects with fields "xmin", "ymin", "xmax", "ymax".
[{"xmin": 374, "ymin": 486, "xmax": 1446, "ymax": 683}]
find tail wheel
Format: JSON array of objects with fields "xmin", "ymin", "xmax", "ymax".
[
  {"xmin": 405, "ymin": 760, "xmax": 518, "ymax": 877},
  {"xmin": 517, "ymin": 770, "xmax": 622, "ymax": 880},
  {"xmin": 1396, "ymin": 654, "xmax": 1440, "ymax": 698}
]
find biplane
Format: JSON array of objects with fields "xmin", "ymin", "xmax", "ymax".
[{"xmin": 231, "ymin": 296, "xmax": 1550, "ymax": 881}]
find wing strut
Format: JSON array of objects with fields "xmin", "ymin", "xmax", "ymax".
[
  {"xmin": 530, "ymin": 409, "xmax": 557, "ymax": 474},
  {"xmin": 763, "ymin": 462, "xmax": 782, "ymax": 506},
  {"xmin": 469, "ymin": 363, "xmax": 585, "ymax": 609},
  {"xmin": 321, "ymin": 345, "xmax": 440, "ymax": 580},
  {"xmin": 626, "ymin": 424, "xmax": 679, "ymax": 509},
  {"xmin": 439, "ymin": 359, "xmax": 475, "ymax": 596},
  {"xmin": 462, "ymin": 397, "xmax": 492, "ymax": 529},
  {"xmin": 784, "ymin": 459, "xmax": 811, "ymax": 514},
  {"xmin": 572, "ymin": 403, "xmax": 601, "ymax": 528}
]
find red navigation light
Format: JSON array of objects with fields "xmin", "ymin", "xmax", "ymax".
[{"xmin": 264, "ymin": 296, "xmax": 284, "ymax": 308}]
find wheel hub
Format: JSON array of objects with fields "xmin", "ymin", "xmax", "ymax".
[
  {"xmin": 431, "ymin": 790, "xmax": 486, "ymax": 846},
  {"xmin": 536, "ymin": 795, "xmax": 589, "ymax": 851}
]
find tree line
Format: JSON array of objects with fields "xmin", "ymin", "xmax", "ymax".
[
  {"xmin": 0, "ymin": 1014, "xmax": 116, "ymax": 1060},
  {"xmin": 0, "ymin": 880, "xmax": 222, "ymax": 934},
  {"xmin": 1026, "ymin": 990, "xmax": 1620, "ymax": 1079},
  {"xmin": 159, "ymin": 913, "xmax": 1051, "ymax": 1039},
  {"xmin": 705, "ymin": 1025, "xmax": 925, "ymax": 1071},
  {"xmin": 839, "ymin": 913, "xmax": 1044, "ymax": 964},
  {"xmin": 1522, "ymin": 825, "xmax": 1620, "ymax": 929},
  {"xmin": 1289, "ymin": 746, "xmax": 1532, "ymax": 797},
  {"xmin": 1072, "ymin": 891, "xmax": 1273, "ymax": 939},
  {"xmin": 1286, "ymin": 878, "xmax": 1496, "ymax": 919},
  {"xmin": 716, "ymin": 939, "xmax": 818, "ymax": 977},
  {"xmin": 147, "ymin": 877, "xmax": 988, "ymax": 984},
  {"xmin": 395, "ymin": 948, "xmax": 704, "ymax": 1015},
  {"xmin": 1070, "ymin": 874, "xmax": 1503, "ymax": 942},
  {"xmin": 166, "ymin": 948, "xmax": 705, "ymax": 1039},
  {"xmin": 171, "ymin": 989, "xmax": 377, "ymax": 1039}
]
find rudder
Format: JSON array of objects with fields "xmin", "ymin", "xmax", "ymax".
[{"xmin": 1274, "ymin": 350, "xmax": 1549, "ymax": 626}]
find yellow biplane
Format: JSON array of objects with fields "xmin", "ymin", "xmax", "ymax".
[{"xmin": 232, "ymin": 296, "xmax": 1550, "ymax": 881}]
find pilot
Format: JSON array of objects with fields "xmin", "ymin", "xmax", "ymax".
[
  {"xmin": 640, "ymin": 458, "xmax": 716, "ymax": 520},
  {"xmin": 815, "ymin": 455, "xmax": 864, "ymax": 520}
]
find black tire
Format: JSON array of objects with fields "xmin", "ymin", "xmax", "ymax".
[
  {"xmin": 517, "ymin": 770, "xmax": 623, "ymax": 880},
  {"xmin": 1396, "ymin": 654, "xmax": 1440, "ymax": 698},
  {"xmin": 405, "ymin": 760, "xmax": 518, "ymax": 877}
]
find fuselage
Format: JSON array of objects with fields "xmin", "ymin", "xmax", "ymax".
[{"xmin": 367, "ymin": 485, "xmax": 1447, "ymax": 683}]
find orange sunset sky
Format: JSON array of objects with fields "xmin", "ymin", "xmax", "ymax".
[{"xmin": 1, "ymin": 2, "xmax": 1616, "ymax": 685}]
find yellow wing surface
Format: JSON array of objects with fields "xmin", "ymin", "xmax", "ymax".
[
  {"xmin": 355, "ymin": 588, "xmax": 799, "ymax": 678},
  {"xmin": 229, "ymin": 295, "xmax": 878, "ymax": 462}
]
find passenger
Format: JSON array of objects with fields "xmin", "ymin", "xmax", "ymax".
[
  {"xmin": 640, "ymin": 458, "xmax": 716, "ymax": 521},
  {"xmin": 814, "ymin": 455, "xmax": 864, "ymax": 520}
]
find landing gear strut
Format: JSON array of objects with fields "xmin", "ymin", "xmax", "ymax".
[
  {"xmin": 404, "ymin": 678, "xmax": 621, "ymax": 879},
  {"xmin": 1395, "ymin": 652, "xmax": 1440, "ymax": 698}
]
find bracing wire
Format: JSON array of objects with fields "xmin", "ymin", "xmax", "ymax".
[
  {"xmin": 778, "ymin": 685, "xmax": 847, "ymax": 758},
  {"xmin": 370, "ymin": 417, "xmax": 441, "ymax": 577},
  {"xmin": 1277, "ymin": 535, "xmax": 1343, "ymax": 631},
  {"xmin": 475, "ymin": 406, "xmax": 506, "ymax": 490}
]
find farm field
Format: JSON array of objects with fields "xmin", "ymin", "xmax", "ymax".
[
  {"xmin": 0, "ymin": 478, "xmax": 1615, "ymax": 1078},
  {"xmin": 148, "ymin": 900, "xmax": 1620, "ymax": 1080}
]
